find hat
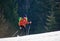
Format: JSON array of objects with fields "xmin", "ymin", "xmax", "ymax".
[{"xmin": 23, "ymin": 14, "xmax": 27, "ymax": 17}]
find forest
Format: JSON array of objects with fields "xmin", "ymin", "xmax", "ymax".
[{"xmin": 0, "ymin": 0, "xmax": 60, "ymax": 38}]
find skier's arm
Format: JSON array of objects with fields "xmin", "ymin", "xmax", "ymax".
[{"xmin": 26, "ymin": 21, "xmax": 32, "ymax": 24}]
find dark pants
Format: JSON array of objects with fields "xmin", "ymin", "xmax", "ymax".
[
  {"xmin": 18, "ymin": 25, "xmax": 30, "ymax": 36},
  {"xmin": 18, "ymin": 26, "xmax": 26, "ymax": 36}
]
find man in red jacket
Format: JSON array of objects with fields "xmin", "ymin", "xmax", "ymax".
[
  {"xmin": 18, "ymin": 16, "xmax": 32, "ymax": 35},
  {"xmin": 18, "ymin": 17, "xmax": 31, "ymax": 28}
]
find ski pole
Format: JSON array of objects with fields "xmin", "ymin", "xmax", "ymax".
[
  {"xmin": 27, "ymin": 21, "xmax": 32, "ymax": 35},
  {"xmin": 12, "ymin": 30, "xmax": 18, "ymax": 37},
  {"xmin": 27, "ymin": 25, "xmax": 30, "ymax": 35}
]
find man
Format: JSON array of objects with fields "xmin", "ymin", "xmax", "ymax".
[{"xmin": 18, "ymin": 15, "xmax": 32, "ymax": 35}]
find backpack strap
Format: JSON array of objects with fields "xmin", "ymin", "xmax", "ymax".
[{"xmin": 25, "ymin": 17, "xmax": 28, "ymax": 21}]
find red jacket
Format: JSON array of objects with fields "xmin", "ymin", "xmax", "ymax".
[{"xmin": 18, "ymin": 18, "xmax": 29, "ymax": 27}]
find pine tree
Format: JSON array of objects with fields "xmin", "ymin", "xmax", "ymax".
[
  {"xmin": 46, "ymin": 0, "xmax": 56, "ymax": 31},
  {"xmin": 0, "ymin": 8, "xmax": 11, "ymax": 37},
  {"xmin": 0, "ymin": 0, "xmax": 18, "ymax": 37},
  {"xmin": 54, "ymin": 1, "xmax": 60, "ymax": 30}
]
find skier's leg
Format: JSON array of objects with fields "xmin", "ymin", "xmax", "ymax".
[
  {"xmin": 20, "ymin": 26, "xmax": 25, "ymax": 36},
  {"xmin": 19, "ymin": 26, "xmax": 23, "ymax": 36},
  {"xmin": 26, "ymin": 25, "xmax": 29, "ymax": 35},
  {"xmin": 24, "ymin": 27, "xmax": 27, "ymax": 35},
  {"xmin": 22, "ymin": 27, "xmax": 26, "ymax": 35}
]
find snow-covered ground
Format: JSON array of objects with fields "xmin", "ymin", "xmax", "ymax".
[{"xmin": 0, "ymin": 31, "xmax": 60, "ymax": 41}]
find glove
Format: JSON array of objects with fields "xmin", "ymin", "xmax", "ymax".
[{"xmin": 29, "ymin": 21, "xmax": 32, "ymax": 24}]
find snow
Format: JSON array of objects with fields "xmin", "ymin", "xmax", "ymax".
[{"xmin": 0, "ymin": 31, "xmax": 60, "ymax": 41}]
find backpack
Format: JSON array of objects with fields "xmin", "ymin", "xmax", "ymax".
[
  {"xmin": 18, "ymin": 17, "xmax": 22, "ymax": 22},
  {"xmin": 18, "ymin": 17, "xmax": 28, "ymax": 22}
]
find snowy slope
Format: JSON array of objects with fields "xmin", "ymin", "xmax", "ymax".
[{"xmin": 0, "ymin": 31, "xmax": 60, "ymax": 41}]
